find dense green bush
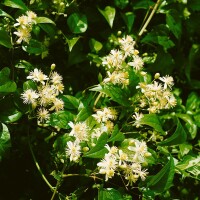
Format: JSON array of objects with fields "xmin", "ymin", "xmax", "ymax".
[{"xmin": 0, "ymin": 0, "xmax": 200, "ymax": 199}]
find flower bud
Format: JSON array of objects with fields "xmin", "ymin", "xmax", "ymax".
[
  {"xmin": 154, "ymin": 73, "xmax": 160, "ymax": 79},
  {"xmin": 82, "ymin": 147, "xmax": 89, "ymax": 152},
  {"xmin": 51, "ymin": 63, "xmax": 56, "ymax": 70}
]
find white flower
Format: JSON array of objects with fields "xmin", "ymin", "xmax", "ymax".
[
  {"xmin": 50, "ymin": 98, "xmax": 64, "ymax": 111},
  {"xmin": 102, "ymin": 49, "xmax": 124, "ymax": 69},
  {"xmin": 66, "ymin": 140, "xmax": 81, "ymax": 162},
  {"xmin": 132, "ymin": 112, "xmax": 144, "ymax": 128},
  {"xmin": 128, "ymin": 140, "xmax": 148, "ymax": 162},
  {"xmin": 50, "ymin": 72, "xmax": 63, "ymax": 85},
  {"xmin": 128, "ymin": 56, "xmax": 144, "ymax": 71},
  {"xmin": 37, "ymin": 108, "xmax": 50, "ymax": 122},
  {"xmin": 26, "ymin": 11, "xmax": 37, "ymax": 24},
  {"xmin": 159, "ymin": 75, "xmax": 174, "ymax": 89},
  {"xmin": 68, "ymin": 121, "xmax": 88, "ymax": 142},
  {"xmin": 104, "ymin": 71, "xmax": 129, "ymax": 87},
  {"xmin": 39, "ymin": 85, "xmax": 56, "ymax": 106},
  {"xmin": 14, "ymin": 15, "xmax": 29, "ymax": 28},
  {"xmin": 14, "ymin": 28, "xmax": 31, "ymax": 44},
  {"xmin": 21, "ymin": 89, "xmax": 39, "ymax": 104},
  {"xmin": 119, "ymin": 35, "xmax": 135, "ymax": 57},
  {"xmin": 27, "ymin": 68, "xmax": 49, "ymax": 85},
  {"xmin": 117, "ymin": 150, "xmax": 128, "ymax": 166},
  {"xmin": 97, "ymin": 153, "xmax": 117, "ymax": 181},
  {"xmin": 105, "ymin": 144, "xmax": 118, "ymax": 155}
]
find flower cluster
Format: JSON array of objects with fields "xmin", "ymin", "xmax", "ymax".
[
  {"xmin": 14, "ymin": 11, "xmax": 37, "ymax": 44},
  {"xmin": 97, "ymin": 141, "xmax": 150, "ymax": 185},
  {"xmin": 91, "ymin": 107, "xmax": 117, "ymax": 140},
  {"xmin": 21, "ymin": 67, "xmax": 64, "ymax": 123},
  {"xmin": 136, "ymin": 73, "xmax": 176, "ymax": 114},
  {"xmin": 102, "ymin": 35, "xmax": 144, "ymax": 87}
]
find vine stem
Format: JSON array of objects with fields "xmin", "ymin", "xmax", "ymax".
[
  {"xmin": 93, "ymin": 92, "xmax": 103, "ymax": 109},
  {"xmin": 50, "ymin": 163, "xmax": 68, "ymax": 200},
  {"xmin": 137, "ymin": 0, "xmax": 161, "ymax": 38},
  {"xmin": 28, "ymin": 134, "xmax": 54, "ymax": 191}
]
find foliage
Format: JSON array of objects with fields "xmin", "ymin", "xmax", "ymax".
[{"xmin": 0, "ymin": 0, "xmax": 200, "ymax": 199}]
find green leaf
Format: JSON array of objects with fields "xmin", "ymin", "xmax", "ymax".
[
  {"xmin": 0, "ymin": 67, "xmax": 16, "ymax": 94},
  {"xmin": 102, "ymin": 84, "xmax": 131, "ymax": 106},
  {"xmin": 185, "ymin": 92, "xmax": 199, "ymax": 112},
  {"xmin": 49, "ymin": 111, "xmax": 74, "ymax": 129},
  {"xmin": 53, "ymin": 134, "xmax": 72, "ymax": 152},
  {"xmin": 0, "ymin": 97, "xmax": 22, "ymax": 123},
  {"xmin": 176, "ymin": 113, "xmax": 197, "ymax": 139},
  {"xmin": 0, "ymin": 29, "xmax": 12, "ymax": 48},
  {"xmin": 114, "ymin": 0, "xmax": 129, "ymax": 9},
  {"xmin": 98, "ymin": 6, "xmax": 116, "ymax": 28},
  {"xmin": 15, "ymin": 60, "xmax": 33, "ymax": 70},
  {"xmin": 84, "ymin": 132, "xmax": 108, "ymax": 158},
  {"xmin": 67, "ymin": 13, "xmax": 88, "ymax": 34},
  {"xmin": 39, "ymin": 24, "xmax": 56, "ymax": 38},
  {"xmin": 0, "ymin": 123, "xmax": 11, "ymax": 161},
  {"xmin": 66, "ymin": 36, "xmax": 81, "ymax": 52},
  {"xmin": 23, "ymin": 80, "xmax": 37, "ymax": 90},
  {"xmin": 176, "ymin": 155, "xmax": 200, "ymax": 179},
  {"xmin": 22, "ymin": 39, "xmax": 48, "ymax": 55},
  {"xmin": 140, "ymin": 114, "xmax": 165, "ymax": 134},
  {"xmin": 89, "ymin": 38, "xmax": 103, "ymax": 52},
  {"xmin": 98, "ymin": 188, "xmax": 123, "ymax": 200},
  {"xmin": 121, "ymin": 12, "xmax": 135, "ymax": 33},
  {"xmin": 166, "ymin": 9, "xmax": 182, "ymax": 39},
  {"xmin": 108, "ymin": 125, "xmax": 125, "ymax": 142},
  {"xmin": 159, "ymin": 119, "xmax": 187, "ymax": 146},
  {"xmin": 179, "ymin": 143, "xmax": 193, "ymax": 157},
  {"xmin": 3, "ymin": 0, "xmax": 28, "ymax": 10},
  {"xmin": 189, "ymin": 0, "xmax": 200, "ymax": 11},
  {"xmin": 141, "ymin": 32, "xmax": 175, "ymax": 50},
  {"xmin": 132, "ymin": 1, "xmax": 154, "ymax": 10},
  {"xmin": 157, "ymin": 36, "xmax": 175, "ymax": 50},
  {"xmin": 62, "ymin": 95, "xmax": 80, "ymax": 110},
  {"xmin": 147, "ymin": 156, "xmax": 175, "ymax": 193},
  {"xmin": 185, "ymin": 44, "xmax": 199, "ymax": 81},
  {"xmin": 76, "ymin": 107, "xmax": 92, "ymax": 122},
  {"xmin": 0, "ymin": 9, "xmax": 14, "ymax": 20},
  {"xmin": 36, "ymin": 17, "xmax": 56, "ymax": 25},
  {"xmin": 194, "ymin": 113, "xmax": 200, "ymax": 128}
]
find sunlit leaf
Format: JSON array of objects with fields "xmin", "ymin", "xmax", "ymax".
[
  {"xmin": 84, "ymin": 132, "xmax": 108, "ymax": 158},
  {"xmin": 66, "ymin": 36, "xmax": 81, "ymax": 52},
  {"xmin": 49, "ymin": 111, "xmax": 75, "ymax": 129},
  {"xmin": 108, "ymin": 125, "xmax": 125, "ymax": 142},
  {"xmin": 98, "ymin": 187, "xmax": 123, "ymax": 200},
  {"xmin": 98, "ymin": 6, "xmax": 116, "ymax": 28},
  {"xmin": 62, "ymin": 95, "xmax": 80, "ymax": 110},
  {"xmin": 102, "ymin": 84, "xmax": 131, "ymax": 106},
  {"xmin": 0, "ymin": 123, "xmax": 11, "ymax": 161},
  {"xmin": 0, "ymin": 9, "xmax": 14, "ymax": 20},
  {"xmin": 36, "ymin": 17, "xmax": 56, "ymax": 25},
  {"xmin": 159, "ymin": 119, "xmax": 187, "ymax": 146},
  {"xmin": 3, "ymin": 0, "xmax": 28, "ymax": 10},
  {"xmin": 76, "ymin": 107, "xmax": 92, "ymax": 122},
  {"xmin": 89, "ymin": 38, "xmax": 103, "ymax": 52},
  {"xmin": 147, "ymin": 156, "xmax": 175, "ymax": 193},
  {"xmin": 67, "ymin": 13, "xmax": 88, "ymax": 34},
  {"xmin": 185, "ymin": 92, "xmax": 199, "ymax": 112},
  {"xmin": 176, "ymin": 113, "xmax": 197, "ymax": 139},
  {"xmin": 140, "ymin": 114, "xmax": 165, "ymax": 134}
]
